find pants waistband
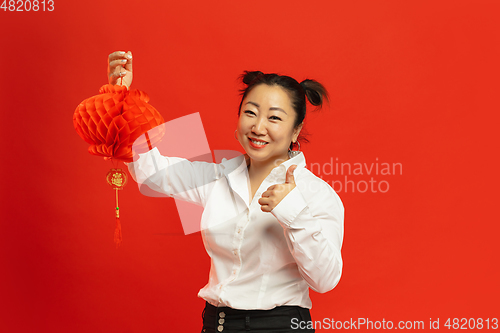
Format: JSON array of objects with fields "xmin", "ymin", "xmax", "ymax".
[{"xmin": 202, "ymin": 301, "xmax": 314, "ymax": 332}]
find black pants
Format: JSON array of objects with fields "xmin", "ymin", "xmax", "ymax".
[{"xmin": 201, "ymin": 301, "xmax": 315, "ymax": 333}]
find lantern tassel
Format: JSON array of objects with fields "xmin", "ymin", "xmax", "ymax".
[
  {"xmin": 114, "ymin": 215, "xmax": 122, "ymax": 248},
  {"xmin": 114, "ymin": 189, "xmax": 122, "ymax": 248}
]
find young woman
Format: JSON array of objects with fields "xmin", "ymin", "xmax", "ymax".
[{"xmin": 108, "ymin": 51, "xmax": 344, "ymax": 333}]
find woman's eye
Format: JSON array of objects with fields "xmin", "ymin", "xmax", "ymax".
[
  {"xmin": 270, "ymin": 116, "xmax": 281, "ymax": 121},
  {"xmin": 244, "ymin": 110, "xmax": 256, "ymax": 115}
]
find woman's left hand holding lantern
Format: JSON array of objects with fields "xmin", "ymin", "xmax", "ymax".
[{"xmin": 107, "ymin": 51, "xmax": 133, "ymax": 88}]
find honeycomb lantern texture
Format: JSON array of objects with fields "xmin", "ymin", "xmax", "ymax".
[{"xmin": 73, "ymin": 84, "xmax": 165, "ymax": 162}]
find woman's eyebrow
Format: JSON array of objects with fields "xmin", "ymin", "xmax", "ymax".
[
  {"xmin": 245, "ymin": 101, "xmax": 287, "ymax": 114},
  {"xmin": 245, "ymin": 101, "xmax": 260, "ymax": 108},
  {"xmin": 269, "ymin": 107, "xmax": 287, "ymax": 114}
]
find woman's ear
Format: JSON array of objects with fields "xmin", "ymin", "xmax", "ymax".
[{"xmin": 293, "ymin": 123, "xmax": 303, "ymax": 142}]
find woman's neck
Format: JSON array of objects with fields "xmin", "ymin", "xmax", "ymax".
[{"xmin": 247, "ymin": 153, "xmax": 290, "ymax": 180}]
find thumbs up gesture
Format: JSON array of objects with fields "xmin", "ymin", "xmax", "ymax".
[{"xmin": 258, "ymin": 165, "xmax": 298, "ymax": 213}]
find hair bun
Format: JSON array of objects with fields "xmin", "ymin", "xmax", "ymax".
[
  {"xmin": 300, "ymin": 79, "xmax": 327, "ymax": 106},
  {"xmin": 241, "ymin": 71, "xmax": 264, "ymax": 85}
]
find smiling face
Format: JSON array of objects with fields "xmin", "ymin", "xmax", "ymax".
[{"xmin": 236, "ymin": 84, "xmax": 302, "ymax": 169}]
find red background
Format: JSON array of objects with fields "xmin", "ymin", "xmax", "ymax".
[{"xmin": 1, "ymin": 1, "xmax": 499, "ymax": 332}]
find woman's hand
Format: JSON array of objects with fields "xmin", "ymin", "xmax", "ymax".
[
  {"xmin": 258, "ymin": 165, "xmax": 298, "ymax": 213},
  {"xmin": 107, "ymin": 51, "xmax": 133, "ymax": 88}
]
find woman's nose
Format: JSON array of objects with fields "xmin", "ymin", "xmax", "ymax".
[{"xmin": 252, "ymin": 117, "xmax": 267, "ymax": 135}]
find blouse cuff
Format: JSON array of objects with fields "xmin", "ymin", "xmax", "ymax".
[
  {"xmin": 126, "ymin": 147, "xmax": 161, "ymax": 184},
  {"xmin": 271, "ymin": 186, "xmax": 307, "ymax": 228}
]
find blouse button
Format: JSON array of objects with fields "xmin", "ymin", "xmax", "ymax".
[
  {"xmin": 219, "ymin": 312, "xmax": 226, "ymax": 318},
  {"xmin": 219, "ymin": 318, "xmax": 225, "ymax": 324},
  {"xmin": 218, "ymin": 325, "xmax": 224, "ymax": 332}
]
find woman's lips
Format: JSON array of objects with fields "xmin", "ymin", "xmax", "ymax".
[{"xmin": 248, "ymin": 137, "xmax": 268, "ymax": 149}]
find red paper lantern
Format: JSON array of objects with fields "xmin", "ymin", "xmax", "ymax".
[
  {"xmin": 73, "ymin": 84, "xmax": 165, "ymax": 247},
  {"xmin": 73, "ymin": 84, "xmax": 165, "ymax": 162}
]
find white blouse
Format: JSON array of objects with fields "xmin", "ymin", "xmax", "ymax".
[{"xmin": 127, "ymin": 147, "xmax": 344, "ymax": 310}]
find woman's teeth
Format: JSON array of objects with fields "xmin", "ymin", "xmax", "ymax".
[{"xmin": 250, "ymin": 139, "xmax": 268, "ymax": 145}]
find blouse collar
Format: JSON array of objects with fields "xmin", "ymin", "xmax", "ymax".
[
  {"xmin": 220, "ymin": 151, "xmax": 306, "ymax": 182},
  {"xmin": 268, "ymin": 151, "xmax": 306, "ymax": 183}
]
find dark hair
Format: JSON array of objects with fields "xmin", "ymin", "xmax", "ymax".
[{"xmin": 238, "ymin": 71, "xmax": 329, "ymax": 150}]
